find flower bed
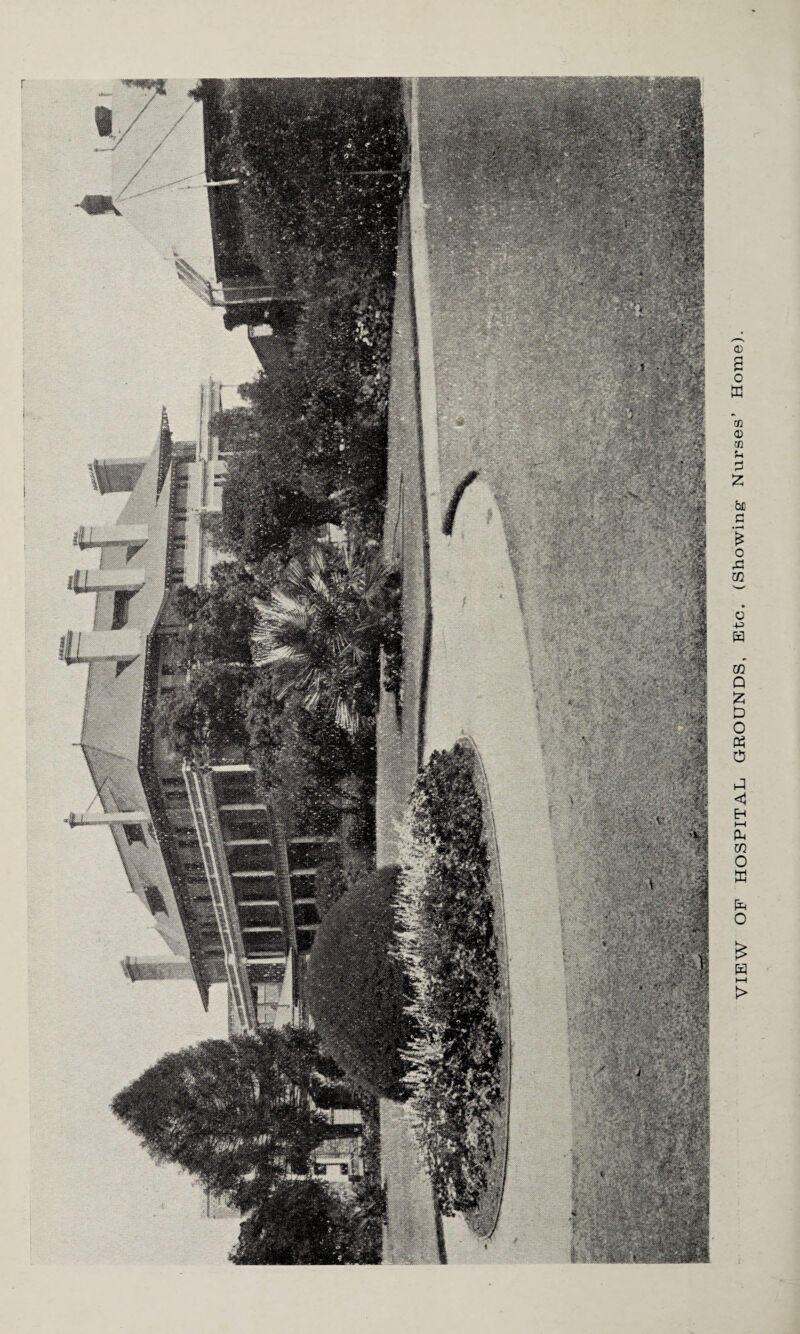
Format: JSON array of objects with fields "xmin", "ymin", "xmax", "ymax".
[{"xmin": 394, "ymin": 742, "xmax": 505, "ymax": 1216}]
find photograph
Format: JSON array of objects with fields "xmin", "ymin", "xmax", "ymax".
[{"xmin": 24, "ymin": 74, "xmax": 708, "ymax": 1267}]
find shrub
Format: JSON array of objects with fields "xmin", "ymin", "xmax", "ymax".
[
  {"xmin": 313, "ymin": 847, "xmax": 350, "ymax": 920},
  {"xmin": 395, "ymin": 743, "xmax": 503, "ymax": 1216},
  {"xmin": 249, "ymin": 688, "xmax": 375, "ymax": 837},
  {"xmin": 198, "ymin": 79, "xmax": 405, "ymax": 534},
  {"xmin": 154, "ymin": 662, "xmax": 253, "ymax": 764},
  {"xmin": 172, "ymin": 561, "xmax": 263, "ymax": 667},
  {"xmin": 250, "ymin": 539, "xmax": 392, "ymax": 736},
  {"xmin": 219, "ymin": 450, "xmax": 342, "ymax": 565},
  {"xmin": 306, "ymin": 866, "xmax": 410, "ymax": 1099},
  {"xmin": 314, "ymin": 842, "xmax": 374, "ymax": 920},
  {"xmin": 216, "ymin": 79, "xmax": 406, "ymax": 294},
  {"xmin": 380, "ymin": 568, "xmax": 403, "ymax": 703},
  {"xmin": 230, "ymin": 1178, "xmax": 378, "ymax": 1265}
]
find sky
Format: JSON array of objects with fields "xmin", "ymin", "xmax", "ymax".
[{"xmin": 23, "ymin": 81, "xmax": 262, "ymax": 1264}]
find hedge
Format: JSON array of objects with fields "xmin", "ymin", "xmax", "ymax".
[{"xmin": 305, "ymin": 866, "xmax": 409, "ymax": 1099}]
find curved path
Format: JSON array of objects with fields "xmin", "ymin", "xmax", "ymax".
[
  {"xmin": 403, "ymin": 77, "xmax": 574, "ymax": 1261},
  {"xmin": 423, "ymin": 479, "xmax": 572, "ymax": 1263}
]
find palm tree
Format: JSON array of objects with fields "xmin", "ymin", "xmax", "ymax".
[{"xmin": 250, "ymin": 538, "xmax": 389, "ymax": 735}]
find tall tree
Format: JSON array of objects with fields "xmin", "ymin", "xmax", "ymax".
[
  {"xmin": 111, "ymin": 1028, "xmax": 334, "ymax": 1201},
  {"xmin": 121, "ymin": 79, "xmax": 167, "ymax": 95},
  {"xmin": 254, "ymin": 691, "xmax": 373, "ymax": 835},
  {"xmin": 154, "ymin": 661, "xmax": 253, "ymax": 764},
  {"xmin": 173, "ymin": 561, "xmax": 262, "ymax": 667},
  {"xmin": 220, "ymin": 447, "xmax": 341, "ymax": 565}
]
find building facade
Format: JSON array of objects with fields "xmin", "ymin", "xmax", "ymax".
[
  {"xmin": 77, "ymin": 81, "xmax": 284, "ymax": 337},
  {"xmin": 60, "ymin": 381, "xmax": 329, "ymax": 1033}
]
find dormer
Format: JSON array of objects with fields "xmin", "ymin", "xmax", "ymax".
[{"xmin": 88, "ymin": 457, "xmax": 148, "ymax": 495}]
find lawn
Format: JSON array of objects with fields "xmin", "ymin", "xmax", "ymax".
[{"xmin": 379, "ymin": 78, "xmax": 707, "ymax": 1264}]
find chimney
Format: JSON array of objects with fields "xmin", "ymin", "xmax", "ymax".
[
  {"xmin": 69, "ymin": 568, "xmax": 145, "ymax": 594},
  {"xmin": 121, "ymin": 956, "xmax": 195, "ymax": 983},
  {"xmin": 73, "ymin": 524, "xmax": 148, "ymax": 550},
  {"xmin": 65, "ymin": 810, "xmax": 149, "ymax": 829},
  {"xmin": 58, "ymin": 628, "xmax": 142, "ymax": 665}
]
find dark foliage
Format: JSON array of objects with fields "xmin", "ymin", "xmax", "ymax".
[
  {"xmin": 111, "ymin": 1027, "xmax": 335, "ymax": 1201},
  {"xmin": 172, "ymin": 561, "xmax": 264, "ymax": 667},
  {"xmin": 155, "ymin": 661, "xmax": 254, "ymax": 764},
  {"xmin": 306, "ymin": 866, "xmax": 410, "ymax": 1099},
  {"xmin": 210, "ymin": 79, "xmax": 406, "ymax": 295},
  {"xmin": 219, "ymin": 438, "xmax": 342, "ymax": 566},
  {"xmin": 398, "ymin": 743, "xmax": 503, "ymax": 1215},
  {"xmin": 193, "ymin": 78, "xmax": 407, "ymax": 540},
  {"xmin": 230, "ymin": 1178, "xmax": 381, "ymax": 1265},
  {"xmin": 309, "ymin": 845, "xmax": 351, "ymax": 921},
  {"xmin": 248, "ymin": 675, "xmax": 376, "ymax": 836},
  {"xmin": 313, "ymin": 842, "xmax": 373, "ymax": 920},
  {"xmin": 122, "ymin": 79, "xmax": 166, "ymax": 95},
  {"xmin": 241, "ymin": 669, "xmax": 287, "ymax": 762},
  {"xmin": 407, "ymin": 745, "xmax": 498, "ymax": 1004}
]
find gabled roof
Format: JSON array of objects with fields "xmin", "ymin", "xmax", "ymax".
[
  {"xmin": 75, "ymin": 408, "xmax": 210, "ymax": 1004},
  {"xmin": 108, "ymin": 80, "xmax": 215, "ymax": 274},
  {"xmin": 79, "ymin": 409, "xmax": 173, "ymax": 765}
]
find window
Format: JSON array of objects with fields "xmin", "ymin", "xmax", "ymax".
[
  {"xmin": 123, "ymin": 823, "xmax": 145, "ymax": 845},
  {"xmin": 112, "ymin": 590, "xmax": 133, "ymax": 629},
  {"xmin": 252, "ymin": 982, "xmax": 278, "ymax": 1026},
  {"xmin": 297, "ymin": 928, "xmax": 316, "ymax": 954},
  {"xmin": 144, "ymin": 887, "xmax": 167, "ymax": 915}
]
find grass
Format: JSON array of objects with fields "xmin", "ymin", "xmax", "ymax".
[{"xmin": 414, "ymin": 78, "xmax": 708, "ymax": 1262}]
